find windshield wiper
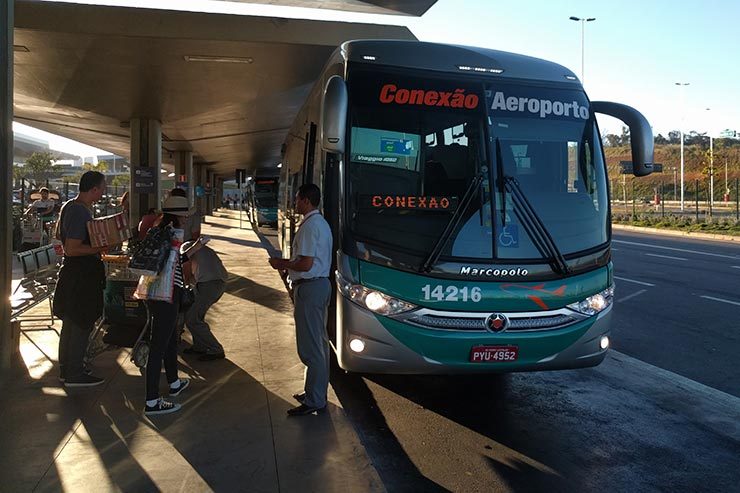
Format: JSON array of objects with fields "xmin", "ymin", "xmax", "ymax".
[
  {"xmin": 502, "ymin": 175, "xmax": 570, "ymax": 275},
  {"xmin": 419, "ymin": 173, "xmax": 484, "ymax": 273}
]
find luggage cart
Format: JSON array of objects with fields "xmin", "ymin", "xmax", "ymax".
[{"xmin": 86, "ymin": 255, "xmax": 150, "ymax": 363}]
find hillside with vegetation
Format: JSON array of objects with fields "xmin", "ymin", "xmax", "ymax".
[{"xmin": 602, "ymin": 129, "xmax": 740, "ymax": 201}]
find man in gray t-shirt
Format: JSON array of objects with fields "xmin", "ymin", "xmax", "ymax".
[
  {"xmin": 53, "ymin": 171, "xmax": 109, "ymax": 388},
  {"xmin": 59, "ymin": 201, "xmax": 93, "ymax": 247},
  {"xmin": 181, "ymin": 237, "xmax": 227, "ymax": 360}
]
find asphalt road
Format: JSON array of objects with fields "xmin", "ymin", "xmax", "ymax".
[
  {"xmin": 610, "ymin": 231, "xmax": 740, "ymax": 398},
  {"xmin": 257, "ymin": 224, "xmax": 740, "ymax": 493}
]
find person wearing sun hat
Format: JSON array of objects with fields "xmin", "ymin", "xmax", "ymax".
[
  {"xmin": 142, "ymin": 194, "xmax": 192, "ymax": 416},
  {"xmin": 180, "ymin": 235, "xmax": 228, "ymax": 361}
]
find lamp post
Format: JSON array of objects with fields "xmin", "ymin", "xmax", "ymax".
[
  {"xmin": 705, "ymin": 108, "xmax": 714, "ymax": 207},
  {"xmin": 675, "ymin": 82, "xmax": 690, "ymax": 210},
  {"xmin": 569, "ymin": 16, "xmax": 596, "ymax": 84}
]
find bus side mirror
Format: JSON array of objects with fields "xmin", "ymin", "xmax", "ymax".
[
  {"xmin": 592, "ymin": 101, "xmax": 654, "ymax": 177},
  {"xmin": 320, "ymin": 75, "xmax": 348, "ymax": 155}
]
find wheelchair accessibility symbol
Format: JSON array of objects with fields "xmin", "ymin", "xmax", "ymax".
[{"xmin": 498, "ymin": 225, "xmax": 519, "ymax": 248}]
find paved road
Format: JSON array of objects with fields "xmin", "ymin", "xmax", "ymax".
[
  {"xmin": 611, "ymin": 230, "xmax": 740, "ymax": 397},
  {"xmin": 256, "ymin": 224, "xmax": 740, "ymax": 492}
]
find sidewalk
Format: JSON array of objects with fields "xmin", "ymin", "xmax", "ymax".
[{"xmin": 1, "ymin": 216, "xmax": 383, "ymax": 492}]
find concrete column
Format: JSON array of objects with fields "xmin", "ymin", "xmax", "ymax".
[
  {"xmin": 174, "ymin": 150, "xmax": 194, "ymax": 209},
  {"xmin": 206, "ymin": 169, "xmax": 214, "ymax": 215},
  {"xmin": 129, "ymin": 118, "xmax": 162, "ymax": 226},
  {"xmin": 0, "ymin": 0, "xmax": 14, "ymax": 372},
  {"xmin": 194, "ymin": 163, "xmax": 207, "ymax": 217}
]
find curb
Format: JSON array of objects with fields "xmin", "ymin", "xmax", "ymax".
[{"xmin": 612, "ymin": 223, "xmax": 740, "ymax": 243}]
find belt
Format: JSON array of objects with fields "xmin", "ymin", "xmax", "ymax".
[{"xmin": 292, "ymin": 277, "xmax": 328, "ymax": 287}]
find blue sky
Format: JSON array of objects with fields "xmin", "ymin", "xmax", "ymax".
[{"xmin": 18, "ymin": 0, "xmax": 740, "ymax": 155}]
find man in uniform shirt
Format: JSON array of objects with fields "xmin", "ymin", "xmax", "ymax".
[{"xmin": 268, "ymin": 183, "xmax": 332, "ymax": 416}]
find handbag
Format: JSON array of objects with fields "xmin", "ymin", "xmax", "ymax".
[
  {"xmin": 180, "ymin": 285, "xmax": 196, "ymax": 312},
  {"xmin": 133, "ymin": 249, "xmax": 177, "ymax": 303},
  {"xmin": 128, "ymin": 226, "xmax": 173, "ymax": 276}
]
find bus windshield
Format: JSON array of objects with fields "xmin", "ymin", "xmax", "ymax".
[
  {"xmin": 346, "ymin": 71, "xmax": 608, "ymax": 265},
  {"xmin": 347, "ymin": 72, "xmax": 491, "ymax": 259},
  {"xmin": 486, "ymin": 83, "xmax": 609, "ymax": 259}
]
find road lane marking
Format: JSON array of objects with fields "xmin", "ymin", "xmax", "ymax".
[
  {"xmin": 613, "ymin": 239, "xmax": 740, "ymax": 260},
  {"xmin": 617, "ymin": 289, "xmax": 646, "ymax": 303},
  {"xmin": 614, "ymin": 276, "xmax": 655, "ymax": 287},
  {"xmin": 701, "ymin": 295, "xmax": 740, "ymax": 307},
  {"xmin": 645, "ymin": 253, "xmax": 688, "ymax": 261}
]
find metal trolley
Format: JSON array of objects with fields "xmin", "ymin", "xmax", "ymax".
[{"xmin": 86, "ymin": 255, "xmax": 150, "ymax": 364}]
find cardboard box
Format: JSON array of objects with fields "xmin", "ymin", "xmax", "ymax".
[{"xmin": 87, "ymin": 212, "xmax": 130, "ymax": 247}]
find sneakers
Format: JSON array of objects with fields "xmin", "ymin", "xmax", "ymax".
[
  {"xmin": 64, "ymin": 373, "xmax": 105, "ymax": 387},
  {"xmin": 144, "ymin": 398, "xmax": 181, "ymax": 416},
  {"xmin": 199, "ymin": 352, "xmax": 225, "ymax": 361},
  {"xmin": 59, "ymin": 367, "xmax": 93, "ymax": 383},
  {"xmin": 183, "ymin": 347, "xmax": 207, "ymax": 355},
  {"xmin": 169, "ymin": 378, "xmax": 190, "ymax": 397}
]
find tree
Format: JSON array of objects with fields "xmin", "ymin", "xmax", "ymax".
[
  {"xmin": 619, "ymin": 125, "xmax": 631, "ymax": 146},
  {"xmin": 604, "ymin": 134, "xmax": 622, "ymax": 147},
  {"xmin": 110, "ymin": 173, "xmax": 130, "ymax": 188},
  {"xmin": 668, "ymin": 130, "xmax": 681, "ymax": 144},
  {"xmin": 654, "ymin": 134, "xmax": 668, "ymax": 145},
  {"xmin": 24, "ymin": 151, "xmax": 57, "ymax": 186},
  {"xmin": 82, "ymin": 161, "xmax": 108, "ymax": 172}
]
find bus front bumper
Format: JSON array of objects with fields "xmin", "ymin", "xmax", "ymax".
[{"xmin": 335, "ymin": 294, "xmax": 611, "ymax": 375}]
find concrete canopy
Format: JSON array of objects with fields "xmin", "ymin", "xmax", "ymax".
[
  {"xmin": 219, "ymin": 0, "xmax": 437, "ymax": 16},
  {"xmin": 13, "ymin": 1, "xmax": 416, "ymax": 177}
]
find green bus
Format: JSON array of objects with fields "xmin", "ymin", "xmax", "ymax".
[{"xmin": 278, "ymin": 40, "xmax": 654, "ymax": 374}]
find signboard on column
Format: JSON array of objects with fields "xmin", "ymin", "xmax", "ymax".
[{"xmin": 133, "ymin": 167, "xmax": 156, "ymax": 193}]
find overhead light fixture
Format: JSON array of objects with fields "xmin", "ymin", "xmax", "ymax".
[
  {"xmin": 362, "ymin": 55, "xmax": 377, "ymax": 61},
  {"xmin": 13, "ymin": 45, "xmax": 29, "ymax": 53},
  {"xmin": 184, "ymin": 55, "xmax": 253, "ymax": 64},
  {"xmin": 161, "ymin": 168, "xmax": 167, "ymax": 173},
  {"xmin": 277, "ymin": 163, "xmax": 282, "ymax": 168},
  {"xmin": 168, "ymin": 172, "xmax": 175, "ymax": 177}
]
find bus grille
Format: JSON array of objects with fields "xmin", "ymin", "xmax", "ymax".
[{"xmin": 403, "ymin": 313, "xmax": 579, "ymax": 332}]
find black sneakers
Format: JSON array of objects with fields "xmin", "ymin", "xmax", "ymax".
[
  {"xmin": 64, "ymin": 374, "xmax": 105, "ymax": 387},
  {"xmin": 144, "ymin": 398, "xmax": 182, "ymax": 416},
  {"xmin": 59, "ymin": 367, "xmax": 94, "ymax": 383},
  {"xmin": 168, "ymin": 378, "xmax": 190, "ymax": 397},
  {"xmin": 199, "ymin": 352, "xmax": 225, "ymax": 361}
]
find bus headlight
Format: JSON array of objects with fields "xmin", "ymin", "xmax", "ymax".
[
  {"xmin": 567, "ymin": 285, "xmax": 614, "ymax": 316},
  {"xmin": 336, "ymin": 272, "xmax": 417, "ymax": 316}
]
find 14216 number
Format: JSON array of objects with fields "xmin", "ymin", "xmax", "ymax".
[{"xmin": 421, "ymin": 285, "xmax": 482, "ymax": 302}]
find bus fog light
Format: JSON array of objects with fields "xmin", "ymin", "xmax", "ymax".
[
  {"xmin": 600, "ymin": 336, "xmax": 610, "ymax": 350},
  {"xmin": 349, "ymin": 338, "xmax": 365, "ymax": 353}
]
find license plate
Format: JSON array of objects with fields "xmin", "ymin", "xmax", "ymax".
[{"xmin": 469, "ymin": 345, "xmax": 519, "ymax": 363}]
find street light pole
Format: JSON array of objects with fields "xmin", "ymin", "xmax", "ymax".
[
  {"xmin": 706, "ymin": 108, "xmax": 714, "ymax": 207},
  {"xmin": 676, "ymin": 82, "xmax": 690, "ymax": 211},
  {"xmin": 569, "ymin": 16, "xmax": 596, "ymax": 84}
]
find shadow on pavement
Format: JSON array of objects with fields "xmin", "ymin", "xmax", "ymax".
[{"xmin": 331, "ymin": 367, "xmax": 449, "ymax": 492}]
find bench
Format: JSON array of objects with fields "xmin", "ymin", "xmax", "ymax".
[{"xmin": 11, "ymin": 244, "xmax": 60, "ymax": 329}]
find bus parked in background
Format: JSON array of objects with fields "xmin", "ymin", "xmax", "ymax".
[
  {"xmin": 279, "ymin": 40, "xmax": 654, "ymax": 374},
  {"xmin": 247, "ymin": 171, "xmax": 279, "ymax": 226}
]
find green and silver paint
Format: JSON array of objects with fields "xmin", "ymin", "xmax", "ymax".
[{"xmin": 334, "ymin": 257, "xmax": 612, "ymax": 374}]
